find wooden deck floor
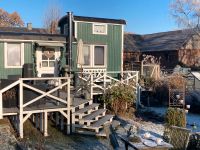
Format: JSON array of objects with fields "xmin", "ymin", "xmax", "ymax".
[{"xmin": 2, "ymin": 97, "xmax": 91, "ymax": 116}]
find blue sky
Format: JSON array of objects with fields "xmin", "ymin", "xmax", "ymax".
[{"xmin": 0, "ymin": 0, "xmax": 178, "ymax": 34}]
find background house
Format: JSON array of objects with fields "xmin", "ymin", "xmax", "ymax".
[
  {"xmin": 124, "ymin": 29, "xmax": 200, "ymax": 71},
  {"xmin": 58, "ymin": 15, "xmax": 126, "ymax": 73}
]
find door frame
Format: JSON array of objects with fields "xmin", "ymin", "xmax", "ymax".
[{"xmin": 36, "ymin": 46, "xmax": 61, "ymax": 77}]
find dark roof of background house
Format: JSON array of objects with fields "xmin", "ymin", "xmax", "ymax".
[
  {"xmin": 124, "ymin": 33, "xmax": 143, "ymax": 52},
  {"xmin": 124, "ymin": 29, "xmax": 193, "ymax": 52},
  {"xmin": 0, "ymin": 27, "xmax": 66, "ymax": 41},
  {"xmin": 58, "ymin": 15, "xmax": 126, "ymax": 26}
]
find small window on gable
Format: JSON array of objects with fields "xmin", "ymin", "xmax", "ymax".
[
  {"xmin": 93, "ymin": 24, "xmax": 107, "ymax": 35},
  {"xmin": 5, "ymin": 43, "xmax": 24, "ymax": 68}
]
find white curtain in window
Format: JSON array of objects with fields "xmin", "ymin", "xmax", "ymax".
[
  {"xmin": 94, "ymin": 46, "xmax": 104, "ymax": 65},
  {"xmin": 7, "ymin": 44, "xmax": 21, "ymax": 66},
  {"xmin": 83, "ymin": 45, "xmax": 90, "ymax": 65}
]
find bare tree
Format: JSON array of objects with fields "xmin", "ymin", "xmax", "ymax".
[
  {"xmin": 43, "ymin": 3, "xmax": 62, "ymax": 34},
  {"xmin": 0, "ymin": 8, "xmax": 24, "ymax": 27},
  {"xmin": 170, "ymin": 0, "xmax": 200, "ymax": 35}
]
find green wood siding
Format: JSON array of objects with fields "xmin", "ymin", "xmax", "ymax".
[
  {"xmin": 72, "ymin": 22, "xmax": 122, "ymax": 72},
  {"xmin": 0, "ymin": 42, "xmax": 33, "ymax": 79}
]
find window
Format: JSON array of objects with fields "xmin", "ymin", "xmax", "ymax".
[
  {"xmin": 94, "ymin": 46, "xmax": 104, "ymax": 65},
  {"xmin": 42, "ymin": 48, "xmax": 55, "ymax": 67},
  {"xmin": 93, "ymin": 24, "xmax": 107, "ymax": 35},
  {"xmin": 80, "ymin": 44, "xmax": 106, "ymax": 67},
  {"xmin": 83, "ymin": 45, "xmax": 90, "ymax": 65},
  {"xmin": 5, "ymin": 43, "xmax": 24, "ymax": 68}
]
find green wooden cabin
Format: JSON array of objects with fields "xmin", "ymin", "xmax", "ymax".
[
  {"xmin": 58, "ymin": 14, "xmax": 126, "ymax": 72},
  {"xmin": 0, "ymin": 25, "xmax": 66, "ymax": 79}
]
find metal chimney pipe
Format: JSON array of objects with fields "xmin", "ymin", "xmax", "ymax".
[{"xmin": 67, "ymin": 12, "xmax": 73, "ymax": 74}]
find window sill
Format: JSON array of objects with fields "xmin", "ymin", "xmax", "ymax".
[{"xmin": 5, "ymin": 66, "xmax": 23, "ymax": 69}]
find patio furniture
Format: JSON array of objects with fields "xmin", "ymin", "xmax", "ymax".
[
  {"xmin": 118, "ymin": 134, "xmax": 173, "ymax": 150},
  {"xmin": 187, "ymin": 133, "xmax": 200, "ymax": 150},
  {"xmin": 163, "ymin": 125, "xmax": 191, "ymax": 150}
]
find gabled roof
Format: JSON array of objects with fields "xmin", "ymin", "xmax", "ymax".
[
  {"xmin": 124, "ymin": 33, "xmax": 142, "ymax": 52},
  {"xmin": 124, "ymin": 29, "xmax": 193, "ymax": 52},
  {"xmin": 58, "ymin": 15, "xmax": 126, "ymax": 26},
  {"xmin": 0, "ymin": 27, "xmax": 66, "ymax": 41}
]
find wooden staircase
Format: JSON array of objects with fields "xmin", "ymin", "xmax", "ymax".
[
  {"xmin": 58, "ymin": 89, "xmax": 113, "ymax": 137},
  {"xmin": 71, "ymin": 97, "xmax": 113, "ymax": 137}
]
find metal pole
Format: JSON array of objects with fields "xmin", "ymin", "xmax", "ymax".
[{"xmin": 67, "ymin": 12, "xmax": 73, "ymax": 75}]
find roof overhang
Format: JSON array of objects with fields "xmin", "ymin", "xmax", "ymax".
[{"xmin": 36, "ymin": 42, "xmax": 65, "ymax": 47}]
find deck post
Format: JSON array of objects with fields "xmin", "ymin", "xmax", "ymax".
[
  {"xmin": 35, "ymin": 113, "xmax": 39, "ymax": 128},
  {"xmin": 90, "ymin": 73, "xmax": 93, "ymax": 99},
  {"xmin": 32, "ymin": 114, "xmax": 35, "ymax": 123},
  {"xmin": 103, "ymin": 72, "xmax": 106, "ymax": 109},
  {"xmin": 60, "ymin": 115, "xmax": 64, "ymax": 130},
  {"xmin": 40, "ymin": 113, "xmax": 43, "ymax": 132},
  {"xmin": 56, "ymin": 112, "xmax": 59, "ymax": 126},
  {"xmin": 0, "ymin": 92, "xmax": 2, "ymax": 119},
  {"xmin": 19, "ymin": 79, "xmax": 24, "ymax": 138},
  {"xmin": 67, "ymin": 78, "xmax": 71, "ymax": 134},
  {"xmin": 44, "ymin": 111, "xmax": 48, "ymax": 136},
  {"xmin": 71, "ymin": 112, "xmax": 75, "ymax": 132}
]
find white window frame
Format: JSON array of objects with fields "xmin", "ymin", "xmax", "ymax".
[
  {"xmin": 92, "ymin": 23, "xmax": 107, "ymax": 35},
  {"xmin": 78, "ymin": 44, "xmax": 107, "ymax": 68},
  {"xmin": 4, "ymin": 42, "xmax": 24, "ymax": 68}
]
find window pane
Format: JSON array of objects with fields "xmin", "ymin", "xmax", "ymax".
[
  {"xmin": 42, "ymin": 61, "xmax": 48, "ymax": 67},
  {"xmin": 7, "ymin": 44, "xmax": 21, "ymax": 66},
  {"xmin": 94, "ymin": 46, "xmax": 104, "ymax": 65},
  {"xmin": 49, "ymin": 51, "xmax": 55, "ymax": 60},
  {"xmin": 49, "ymin": 61, "xmax": 55, "ymax": 67},
  {"xmin": 83, "ymin": 45, "xmax": 90, "ymax": 65},
  {"xmin": 42, "ymin": 50, "xmax": 55, "ymax": 60}
]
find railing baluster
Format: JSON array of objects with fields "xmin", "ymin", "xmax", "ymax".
[{"xmin": 0, "ymin": 92, "xmax": 2, "ymax": 119}]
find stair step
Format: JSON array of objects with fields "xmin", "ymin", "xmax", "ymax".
[
  {"xmin": 82, "ymin": 109, "xmax": 106, "ymax": 121},
  {"xmin": 73, "ymin": 103, "xmax": 99, "ymax": 114},
  {"xmin": 72, "ymin": 98, "xmax": 92, "ymax": 107},
  {"xmin": 96, "ymin": 129, "xmax": 106, "ymax": 137},
  {"xmin": 91, "ymin": 115, "xmax": 113, "ymax": 128}
]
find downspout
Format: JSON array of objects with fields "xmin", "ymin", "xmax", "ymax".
[{"xmin": 68, "ymin": 12, "xmax": 73, "ymax": 74}]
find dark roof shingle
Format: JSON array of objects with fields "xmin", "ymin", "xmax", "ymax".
[
  {"xmin": 0, "ymin": 27, "xmax": 66, "ymax": 41},
  {"xmin": 124, "ymin": 29, "xmax": 193, "ymax": 52}
]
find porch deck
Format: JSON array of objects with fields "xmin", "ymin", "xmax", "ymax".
[{"xmin": 3, "ymin": 97, "xmax": 91, "ymax": 115}]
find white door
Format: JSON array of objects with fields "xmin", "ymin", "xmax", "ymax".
[{"xmin": 36, "ymin": 47, "xmax": 61, "ymax": 77}]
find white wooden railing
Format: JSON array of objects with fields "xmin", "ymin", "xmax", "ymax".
[
  {"xmin": 0, "ymin": 77, "xmax": 71, "ymax": 119},
  {"xmin": 76, "ymin": 69, "xmax": 139, "ymax": 99}
]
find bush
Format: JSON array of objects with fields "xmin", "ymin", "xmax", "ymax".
[
  {"xmin": 165, "ymin": 107, "xmax": 186, "ymax": 127},
  {"xmin": 104, "ymin": 83, "xmax": 135, "ymax": 116}
]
